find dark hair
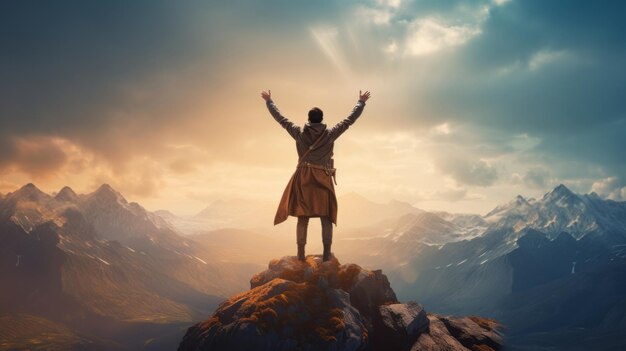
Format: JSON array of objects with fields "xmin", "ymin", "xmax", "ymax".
[{"xmin": 308, "ymin": 107, "xmax": 323, "ymax": 123}]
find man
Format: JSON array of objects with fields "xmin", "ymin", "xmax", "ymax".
[{"xmin": 261, "ymin": 89, "xmax": 371, "ymax": 261}]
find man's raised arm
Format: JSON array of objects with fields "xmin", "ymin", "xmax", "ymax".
[
  {"xmin": 261, "ymin": 90, "xmax": 300, "ymax": 140},
  {"xmin": 328, "ymin": 90, "xmax": 371, "ymax": 141}
]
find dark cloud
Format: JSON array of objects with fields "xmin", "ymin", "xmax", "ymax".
[
  {"xmin": 0, "ymin": 136, "xmax": 67, "ymax": 178},
  {"xmin": 406, "ymin": 0, "xmax": 626, "ymax": 188},
  {"xmin": 0, "ymin": 0, "xmax": 356, "ymax": 168},
  {"xmin": 0, "ymin": 0, "xmax": 227, "ymax": 168}
]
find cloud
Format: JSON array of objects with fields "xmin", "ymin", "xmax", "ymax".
[
  {"xmin": 528, "ymin": 50, "xmax": 569, "ymax": 71},
  {"xmin": 356, "ymin": 6, "xmax": 393, "ymax": 26},
  {"xmin": 492, "ymin": 0, "xmax": 510, "ymax": 5},
  {"xmin": 399, "ymin": 0, "xmax": 626, "ymax": 195},
  {"xmin": 168, "ymin": 158, "xmax": 198, "ymax": 175},
  {"xmin": 433, "ymin": 187, "xmax": 485, "ymax": 202},
  {"xmin": 591, "ymin": 177, "xmax": 626, "ymax": 201},
  {"xmin": 430, "ymin": 123, "xmax": 451, "ymax": 136},
  {"xmin": 0, "ymin": 136, "xmax": 67, "ymax": 179},
  {"xmin": 405, "ymin": 17, "xmax": 482, "ymax": 56},
  {"xmin": 376, "ymin": 0, "xmax": 402, "ymax": 9},
  {"xmin": 522, "ymin": 167, "xmax": 551, "ymax": 188},
  {"xmin": 435, "ymin": 155, "xmax": 498, "ymax": 187}
]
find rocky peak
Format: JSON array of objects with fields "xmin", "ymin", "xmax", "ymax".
[
  {"xmin": 10, "ymin": 183, "xmax": 50, "ymax": 203},
  {"xmin": 178, "ymin": 256, "xmax": 504, "ymax": 351},
  {"xmin": 514, "ymin": 194, "xmax": 528, "ymax": 205},
  {"xmin": 55, "ymin": 186, "xmax": 79, "ymax": 202},
  {"xmin": 587, "ymin": 191, "xmax": 601, "ymax": 199},
  {"xmin": 485, "ymin": 194, "xmax": 530, "ymax": 218},
  {"xmin": 88, "ymin": 184, "xmax": 127, "ymax": 205},
  {"xmin": 543, "ymin": 183, "xmax": 577, "ymax": 202}
]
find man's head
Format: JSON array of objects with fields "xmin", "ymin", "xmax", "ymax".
[{"xmin": 308, "ymin": 107, "xmax": 323, "ymax": 123}]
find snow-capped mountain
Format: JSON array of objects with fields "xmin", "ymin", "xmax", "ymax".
[
  {"xmin": 434, "ymin": 211, "xmax": 488, "ymax": 230},
  {"xmin": 382, "ymin": 211, "xmax": 489, "ymax": 245},
  {"xmin": 0, "ymin": 183, "xmax": 260, "ymax": 328},
  {"xmin": 1, "ymin": 183, "xmax": 195, "ymax": 253},
  {"xmin": 345, "ymin": 183, "xmax": 626, "ymax": 250},
  {"xmin": 485, "ymin": 184, "xmax": 626, "ymax": 242},
  {"xmin": 383, "ymin": 212, "xmax": 465, "ymax": 245},
  {"xmin": 80, "ymin": 184, "xmax": 188, "ymax": 249},
  {"xmin": 360, "ymin": 184, "xmax": 626, "ymax": 351},
  {"xmin": 359, "ymin": 184, "xmax": 626, "ymax": 273}
]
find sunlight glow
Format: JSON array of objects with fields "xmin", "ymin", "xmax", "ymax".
[{"xmin": 405, "ymin": 17, "xmax": 481, "ymax": 56}]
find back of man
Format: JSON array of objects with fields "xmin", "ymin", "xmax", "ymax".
[{"xmin": 261, "ymin": 90, "xmax": 371, "ymax": 261}]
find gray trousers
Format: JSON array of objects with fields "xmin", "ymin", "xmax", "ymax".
[{"xmin": 297, "ymin": 216, "xmax": 333, "ymax": 245}]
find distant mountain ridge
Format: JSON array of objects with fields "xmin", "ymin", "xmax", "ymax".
[
  {"xmin": 483, "ymin": 184, "xmax": 626, "ymax": 243},
  {"xmin": 0, "ymin": 183, "xmax": 263, "ymax": 350},
  {"xmin": 335, "ymin": 184, "xmax": 626, "ymax": 351},
  {"xmin": 157, "ymin": 184, "xmax": 626, "ymax": 248},
  {"xmin": 156, "ymin": 192, "xmax": 427, "ymax": 235},
  {"xmin": 375, "ymin": 184, "xmax": 626, "ymax": 248}
]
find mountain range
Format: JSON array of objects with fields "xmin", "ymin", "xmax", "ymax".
[
  {"xmin": 2, "ymin": 183, "xmax": 626, "ymax": 350},
  {"xmin": 0, "ymin": 183, "xmax": 260, "ymax": 350},
  {"xmin": 332, "ymin": 184, "xmax": 626, "ymax": 351}
]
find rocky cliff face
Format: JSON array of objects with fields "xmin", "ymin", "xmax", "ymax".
[{"xmin": 178, "ymin": 256, "xmax": 504, "ymax": 351}]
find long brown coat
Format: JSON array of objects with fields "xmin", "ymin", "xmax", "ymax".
[{"xmin": 266, "ymin": 99, "xmax": 366, "ymax": 225}]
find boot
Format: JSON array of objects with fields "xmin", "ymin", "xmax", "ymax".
[
  {"xmin": 297, "ymin": 244, "xmax": 305, "ymax": 261},
  {"xmin": 323, "ymin": 242, "xmax": 332, "ymax": 262}
]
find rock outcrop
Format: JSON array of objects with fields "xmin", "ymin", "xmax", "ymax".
[{"xmin": 178, "ymin": 256, "xmax": 504, "ymax": 351}]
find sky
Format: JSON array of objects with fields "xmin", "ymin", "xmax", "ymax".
[{"xmin": 1, "ymin": 0, "xmax": 625, "ymax": 216}]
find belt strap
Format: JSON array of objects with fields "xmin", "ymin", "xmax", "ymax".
[
  {"xmin": 297, "ymin": 133, "xmax": 326, "ymax": 166},
  {"xmin": 297, "ymin": 162, "xmax": 328, "ymax": 170},
  {"xmin": 295, "ymin": 133, "xmax": 337, "ymax": 185}
]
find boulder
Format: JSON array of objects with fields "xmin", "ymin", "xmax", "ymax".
[
  {"xmin": 374, "ymin": 302, "xmax": 429, "ymax": 350},
  {"xmin": 412, "ymin": 315, "xmax": 471, "ymax": 351},
  {"xmin": 439, "ymin": 316, "xmax": 504, "ymax": 351},
  {"xmin": 412, "ymin": 315, "xmax": 504, "ymax": 351},
  {"xmin": 179, "ymin": 256, "xmax": 505, "ymax": 351},
  {"xmin": 346, "ymin": 265, "xmax": 398, "ymax": 329}
]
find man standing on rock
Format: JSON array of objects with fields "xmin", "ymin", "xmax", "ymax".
[{"xmin": 261, "ymin": 89, "xmax": 370, "ymax": 262}]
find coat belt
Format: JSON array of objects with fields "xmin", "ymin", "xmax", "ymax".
[
  {"xmin": 296, "ymin": 162, "xmax": 337, "ymax": 185},
  {"xmin": 297, "ymin": 162, "xmax": 329, "ymax": 170}
]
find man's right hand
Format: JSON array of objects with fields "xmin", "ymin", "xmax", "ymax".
[
  {"xmin": 359, "ymin": 90, "xmax": 371, "ymax": 102},
  {"xmin": 261, "ymin": 90, "xmax": 272, "ymax": 102}
]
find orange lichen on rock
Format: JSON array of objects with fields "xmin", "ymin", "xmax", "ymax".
[
  {"xmin": 198, "ymin": 315, "xmax": 219, "ymax": 331},
  {"xmin": 468, "ymin": 316, "xmax": 502, "ymax": 332},
  {"xmin": 206, "ymin": 274, "xmax": 350, "ymax": 346},
  {"xmin": 338, "ymin": 263, "xmax": 363, "ymax": 291},
  {"xmin": 251, "ymin": 255, "xmax": 379, "ymax": 294},
  {"xmin": 472, "ymin": 344, "xmax": 498, "ymax": 351}
]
